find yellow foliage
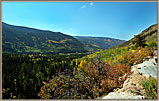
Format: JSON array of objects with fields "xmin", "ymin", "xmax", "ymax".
[
  {"xmin": 91, "ymin": 44, "xmax": 99, "ymax": 47},
  {"xmin": 131, "ymin": 50, "xmax": 135, "ymax": 52},
  {"xmin": 60, "ymin": 39, "xmax": 72, "ymax": 43},
  {"xmin": 48, "ymin": 40, "xmax": 58, "ymax": 43},
  {"xmin": 95, "ymin": 51, "xmax": 100, "ymax": 54},
  {"xmin": 28, "ymin": 54, "xmax": 33, "ymax": 58},
  {"xmin": 83, "ymin": 60, "xmax": 87, "ymax": 64},
  {"xmin": 105, "ymin": 59, "xmax": 107, "ymax": 63},
  {"xmin": 79, "ymin": 60, "xmax": 83, "ymax": 67},
  {"xmin": 42, "ymin": 82, "xmax": 47, "ymax": 85},
  {"xmin": 108, "ymin": 60, "xmax": 112, "ymax": 65},
  {"xmin": 73, "ymin": 71, "xmax": 75, "ymax": 75},
  {"xmin": 76, "ymin": 59, "xmax": 78, "ymax": 66},
  {"xmin": 13, "ymin": 96, "xmax": 16, "ymax": 99}
]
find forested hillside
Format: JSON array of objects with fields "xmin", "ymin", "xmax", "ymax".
[
  {"xmin": 2, "ymin": 53, "xmax": 88, "ymax": 99},
  {"xmin": 2, "ymin": 22, "xmax": 126, "ymax": 54},
  {"xmin": 2, "ymin": 22, "xmax": 87, "ymax": 54}
]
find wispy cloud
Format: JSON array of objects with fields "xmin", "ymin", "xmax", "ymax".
[
  {"xmin": 90, "ymin": 2, "xmax": 94, "ymax": 6},
  {"xmin": 81, "ymin": 5, "xmax": 86, "ymax": 8}
]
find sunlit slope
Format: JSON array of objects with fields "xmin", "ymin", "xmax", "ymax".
[
  {"xmin": 77, "ymin": 24, "xmax": 157, "ymax": 64},
  {"xmin": 115, "ymin": 24, "xmax": 157, "ymax": 48}
]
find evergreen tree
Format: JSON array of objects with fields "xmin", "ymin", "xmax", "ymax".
[{"xmin": 133, "ymin": 35, "xmax": 147, "ymax": 48}]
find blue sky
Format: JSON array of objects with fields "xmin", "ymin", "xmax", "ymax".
[{"xmin": 2, "ymin": 2, "xmax": 157, "ymax": 40}]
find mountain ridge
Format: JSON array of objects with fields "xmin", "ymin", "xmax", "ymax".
[
  {"xmin": 2, "ymin": 22, "xmax": 87, "ymax": 54},
  {"xmin": 74, "ymin": 36, "xmax": 125, "ymax": 51},
  {"xmin": 2, "ymin": 22, "xmax": 125, "ymax": 54}
]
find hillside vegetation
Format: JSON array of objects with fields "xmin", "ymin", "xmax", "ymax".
[
  {"xmin": 38, "ymin": 24, "xmax": 157, "ymax": 99},
  {"xmin": 2, "ymin": 22, "xmax": 87, "ymax": 54},
  {"xmin": 2, "ymin": 23, "xmax": 157, "ymax": 99},
  {"xmin": 2, "ymin": 53, "xmax": 88, "ymax": 99}
]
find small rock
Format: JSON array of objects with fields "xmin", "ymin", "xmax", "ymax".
[
  {"xmin": 143, "ymin": 56, "xmax": 151, "ymax": 61},
  {"xmin": 137, "ymin": 67, "xmax": 141, "ymax": 69},
  {"xmin": 113, "ymin": 88, "xmax": 119, "ymax": 92},
  {"xmin": 143, "ymin": 74, "xmax": 150, "ymax": 79},
  {"xmin": 131, "ymin": 67, "xmax": 139, "ymax": 74},
  {"xmin": 153, "ymin": 50, "xmax": 157, "ymax": 56}
]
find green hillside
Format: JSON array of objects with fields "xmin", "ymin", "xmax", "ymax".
[
  {"xmin": 2, "ymin": 22, "xmax": 87, "ymax": 54},
  {"xmin": 74, "ymin": 36, "xmax": 125, "ymax": 51},
  {"xmin": 115, "ymin": 24, "xmax": 157, "ymax": 48}
]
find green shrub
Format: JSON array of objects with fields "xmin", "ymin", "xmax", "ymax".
[
  {"xmin": 140, "ymin": 77, "xmax": 157, "ymax": 99},
  {"xmin": 130, "ymin": 45, "xmax": 137, "ymax": 50},
  {"xmin": 146, "ymin": 41, "xmax": 157, "ymax": 49}
]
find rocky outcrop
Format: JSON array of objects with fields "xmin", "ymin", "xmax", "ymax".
[
  {"xmin": 102, "ymin": 56, "xmax": 157, "ymax": 99},
  {"xmin": 137, "ymin": 56, "xmax": 157, "ymax": 79},
  {"xmin": 103, "ymin": 92, "xmax": 145, "ymax": 99}
]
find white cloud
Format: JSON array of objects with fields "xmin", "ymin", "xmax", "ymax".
[
  {"xmin": 81, "ymin": 5, "xmax": 86, "ymax": 8},
  {"xmin": 90, "ymin": 2, "xmax": 93, "ymax": 6}
]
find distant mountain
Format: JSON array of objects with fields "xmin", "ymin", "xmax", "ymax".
[
  {"xmin": 74, "ymin": 36, "xmax": 125, "ymax": 51},
  {"xmin": 2, "ymin": 22, "xmax": 87, "ymax": 54},
  {"xmin": 115, "ymin": 24, "xmax": 157, "ymax": 48}
]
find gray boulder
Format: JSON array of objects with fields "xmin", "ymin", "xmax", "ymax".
[
  {"xmin": 137, "ymin": 57, "xmax": 157, "ymax": 79},
  {"xmin": 102, "ymin": 92, "xmax": 145, "ymax": 99}
]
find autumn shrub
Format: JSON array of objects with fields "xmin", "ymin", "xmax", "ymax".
[
  {"xmin": 100, "ymin": 79, "xmax": 118, "ymax": 94},
  {"xmin": 108, "ymin": 64, "xmax": 131, "ymax": 77},
  {"xmin": 101, "ymin": 63, "xmax": 132, "ymax": 89},
  {"xmin": 39, "ymin": 55, "xmax": 132, "ymax": 99},
  {"xmin": 74, "ymin": 59, "xmax": 103, "ymax": 98},
  {"xmin": 38, "ymin": 74, "xmax": 82, "ymax": 99},
  {"xmin": 140, "ymin": 77, "xmax": 157, "ymax": 99},
  {"xmin": 74, "ymin": 58, "xmax": 131, "ymax": 99}
]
